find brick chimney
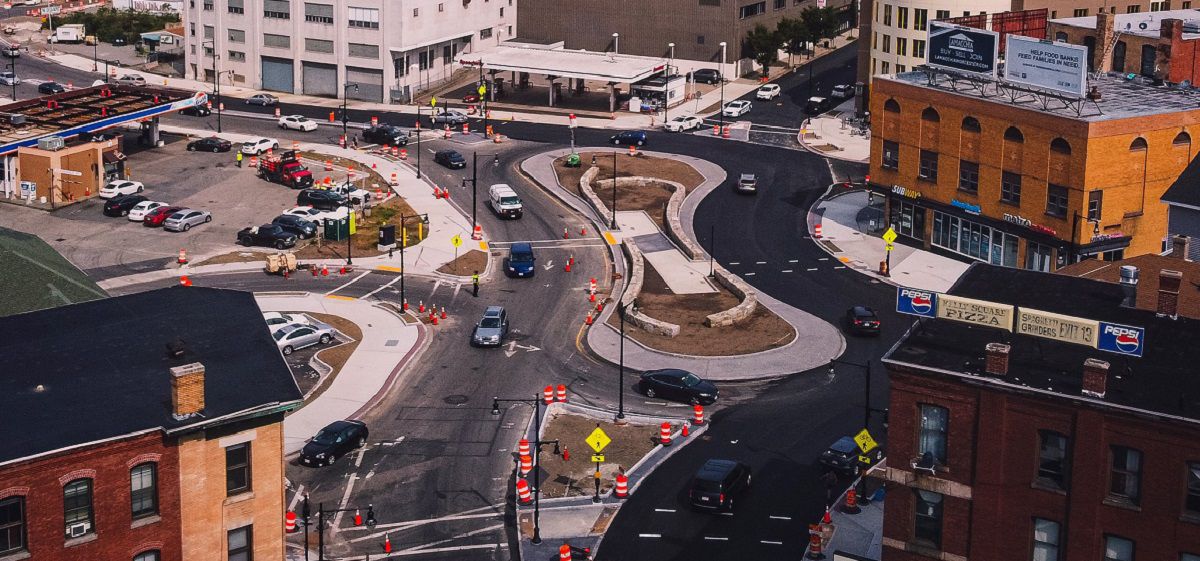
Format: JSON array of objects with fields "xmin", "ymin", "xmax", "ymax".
[
  {"xmin": 1158, "ymin": 269, "xmax": 1183, "ymax": 317},
  {"xmin": 985, "ymin": 343, "xmax": 1010, "ymax": 376},
  {"xmin": 1095, "ymin": 11, "xmax": 1116, "ymax": 72},
  {"xmin": 1171, "ymin": 234, "xmax": 1191, "ymax": 260},
  {"xmin": 170, "ymin": 362, "xmax": 205, "ymax": 419},
  {"xmin": 1081, "ymin": 358, "xmax": 1110, "ymax": 398}
]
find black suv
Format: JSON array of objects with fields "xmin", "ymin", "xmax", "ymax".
[
  {"xmin": 434, "ymin": 149, "xmax": 467, "ymax": 169},
  {"xmin": 180, "ymin": 104, "xmax": 212, "ymax": 117},
  {"xmin": 691, "ymin": 68, "xmax": 722, "ymax": 84},
  {"xmin": 297, "ymin": 189, "xmax": 347, "ymax": 210},
  {"xmin": 237, "ymin": 224, "xmax": 298, "ymax": 249},
  {"xmin": 820, "ymin": 436, "xmax": 884, "ymax": 475},
  {"xmin": 688, "ymin": 459, "xmax": 751, "ymax": 511},
  {"xmin": 300, "ymin": 420, "xmax": 369, "ymax": 467},
  {"xmin": 272, "ymin": 214, "xmax": 318, "ymax": 238},
  {"xmin": 37, "ymin": 82, "xmax": 65, "ymax": 94},
  {"xmin": 102, "ymin": 194, "xmax": 147, "ymax": 217},
  {"xmin": 361, "ymin": 125, "xmax": 409, "ymax": 146}
]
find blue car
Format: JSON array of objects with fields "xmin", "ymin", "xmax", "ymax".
[
  {"xmin": 505, "ymin": 243, "xmax": 536, "ymax": 278},
  {"xmin": 609, "ymin": 130, "xmax": 647, "ymax": 147}
]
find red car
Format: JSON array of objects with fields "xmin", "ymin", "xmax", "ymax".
[
  {"xmin": 462, "ymin": 93, "xmax": 481, "ymax": 103},
  {"xmin": 144, "ymin": 205, "xmax": 185, "ymax": 227}
]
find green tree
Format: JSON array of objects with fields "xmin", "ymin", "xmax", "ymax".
[
  {"xmin": 44, "ymin": 7, "xmax": 179, "ymax": 44},
  {"xmin": 745, "ymin": 24, "xmax": 782, "ymax": 76},
  {"xmin": 776, "ymin": 17, "xmax": 812, "ymax": 66},
  {"xmin": 799, "ymin": 6, "xmax": 841, "ymax": 57}
]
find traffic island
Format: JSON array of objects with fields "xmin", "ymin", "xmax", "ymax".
[
  {"xmin": 553, "ymin": 151, "xmax": 705, "ymax": 218},
  {"xmin": 435, "ymin": 249, "xmax": 488, "ymax": 276},
  {"xmin": 301, "ymin": 312, "xmax": 361, "ymax": 399},
  {"xmin": 534, "ymin": 412, "xmax": 658, "ymax": 498},
  {"xmin": 291, "ymin": 196, "xmax": 428, "ymax": 260}
]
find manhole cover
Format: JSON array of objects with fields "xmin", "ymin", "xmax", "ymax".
[{"xmin": 444, "ymin": 394, "xmax": 469, "ymax": 405}]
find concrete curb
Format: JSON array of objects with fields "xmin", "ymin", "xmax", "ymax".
[{"xmin": 808, "ymin": 184, "xmax": 901, "ymax": 288}]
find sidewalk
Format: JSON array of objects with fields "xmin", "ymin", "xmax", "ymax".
[
  {"xmin": 255, "ymin": 292, "xmax": 423, "ymax": 454},
  {"xmin": 812, "ymin": 188, "xmax": 967, "ymax": 293},
  {"xmin": 798, "ymin": 97, "xmax": 870, "ymax": 163}
]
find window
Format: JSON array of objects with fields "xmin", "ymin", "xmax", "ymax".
[
  {"xmin": 873, "ymin": 31, "xmax": 877, "ymax": 49},
  {"xmin": 0, "ymin": 496, "xmax": 24, "ymax": 554},
  {"xmin": 918, "ymin": 404, "xmax": 948, "ymax": 463},
  {"xmin": 263, "ymin": 33, "xmax": 290, "ymax": 48},
  {"xmin": 882, "ymin": 140, "xmax": 899, "ymax": 169},
  {"xmin": 922, "ymin": 107, "xmax": 940, "ymax": 122},
  {"xmin": 883, "ymin": 4, "xmax": 892, "ymax": 25},
  {"xmin": 1074, "ymin": 7, "xmax": 1089, "ymax": 15},
  {"xmin": 134, "ymin": 551, "xmax": 161, "ymax": 561},
  {"xmin": 131, "ymin": 463, "xmax": 158, "ymax": 518},
  {"xmin": 1186, "ymin": 1, "xmax": 1193, "ymax": 8},
  {"xmin": 226, "ymin": 443, "xmax": 252, "ymax": 495},
  {"xmin": 775, "ymin": 0, "xmax": 785, "ymax": 8},
  {"xmin": 701, "ymin": 0, "xmax": 720, "ymax": 5},
  {"xmin": 884, "ymin": 98, "xmax": 900, "ymax": 113},
  {"xmin": 1005, "ymin": 126, "xmax": 1025, "ymax": 142},
  {"xmin": 1001, "ymin": 172, "xmax": 1022, "ymax": 205},
  {"xmin": 203, "ymin": 25, "xmax": 214, "ymax": 39},
  {"xmin": 935, "ymin": 9, "xmax": 949, "ymax": 18},
  {"xmin": 203, "ymin": 44, "xmax": 214, "ymax": 57},
  {"xmin": 305, "ymin": 38, "xmax": 334, "ymax": 53},
  {"xmin": 1026, "ymin": 242, "xmax": 1054, "ymax": 271},
  {"xmin": 1088, "ymin": 190, "xmax": 1103, "ymax": 221},
  {"xmin": 883, "ymin": 34, "xmax": 891, "ymax": 53},
  {"xmin": 1184, "ymin": 555, "xmax": 1200, "ymax": 561},
  {"xmin": 1104, "ymin": 535, "xmax": 1134, "ymax": 561},
  {"xmin": 1126, "ymin": 4, "xmax": 1141, "ymax": 12},
  {"xmin": 500, "ymin": 6, "xmax": 504, "ymax": 16},
  {"xmin": 349, "ymin": 43, "xmax": 378, "ymax": 58},
  {"xmin": 897, "ymin": 37, "xmax": 907, "ymax": 56},
  {"xmin": 63, "ymin": 479, "xmax": 94, "ymax": 537},
  {"xmin": 1184, "ymin": 462, "xmax": 1200, "ymax": 517},
  {"xmin": 412, "ymin": 7, "xmax": 418, "ymax": 16},
  {"xmin": 349, "ymin": 6, "xmax": 380, "ymax": 28},
  {"xmin": 202, "ymin": 0, "xmax": 212, "ymax": 9},
  {"xmin": 1151, "ymin": 0, "xmax": 1166, "ymax": 10},
  {"xmin": 228, "ymin": 526, "xmax": 253, "ymax": 561},
  {"xmin": 189, "ymin": 22, "xmax": 195, "ymax": 36},
  {"xmin": 419, "ymin": 50, "xmax": 429, "ymax": 71},
  {"xmin": 919, "ymin": 150, "xmax": 938, "ymax": 181},
  {"xmin": 1032, "ymin": 518, "xmax": 1060, "ymax": 561},
  {"xmin": 1130, "ymin": 137, "xmax": 1148, "ymax": 151},
  {"xmin": 959, "ymin": 161, "xmax": 979, "ymax": 193},
  {"xmin": 739, "ymin": 1, "xmax": 766, "ymax": 17},
  {"xmin": 913, "ymin": 490, "xmax": 943, "ymax": 548},
  {"xmin": 263, "ymin": 0, "xmax": 289, "ymax": 18},
  {"xmin": 228, "ymin": 50, "xmax": 246, "ymax": 62},
  {"xmin": 1050, "ymin": 137, "xmax": 1071, "ymax": 154},
  {"xmin": 480, "ymin": 27, "xmax": 493, "ymax": 39},
  {"xmin": 304, "ymin": 2, "xmax": 333, "ymax": 23},
  {"xmin": 897, "ymin": 64, "xmax": 906, "ymax": 73},
  {"xmin": 228, "ymin": 28, "xmax": 245, "ymax": 42},
  {"xmin": 1045, "ymin": 185, "xmax": 1069, "ymax": 217},
  {"xmin": 897, "ymin": 6, "xmax": 908, "ymax": 28},
  {"xmin": 961, "ymin": 116, "xmax": 980, "ymax": 132},
  {"xmin": 881, "ymin": 61, "xmax": 890, "ymax": 74},
  {"xmin": 914, "ymin": 39, "xmax": 926, "ymax": 58},
  {"xmin": 1175, "ymin": 131, "xmax": 1192, "ymax": 147},
  {"xmin": 438, "ymin": 2, "xmax": 444, "ymax": 11},
  {"xmin": 1036, "ymin": 431, "xmax": 1069, "ymax": 489},
  {"xmin": 227, "ymin": 0, "xmax": 243, "ymax": 13},
  {"xmin": 915, "ymin": 8, "xmax": 927, "ymax": 30},
  {"xmin": 1109, "ymin": 446, "xmax": 1142, "ymax": 504}
]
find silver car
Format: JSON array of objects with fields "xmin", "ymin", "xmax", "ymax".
[
  {"xmin": 163, "ymin": 208, "xmax": 212, "ymax": 232},
  {"xmin": 247, "ymin": 93, "xmax": 279, "ymax": 106},
  {"xmin": 471, "ymin": 306, "xmax": 509, "ymax": 347},
  {"xmin": 274, "ymin": 321, "xmax": 335, "ymax": 355},
  {"xmin": 115, "ymin": 74, "xmax": 147, "ymax": 87},
  {"xmin": 736, "ymin": 173, "xmax": 757, "ymax": 194}
]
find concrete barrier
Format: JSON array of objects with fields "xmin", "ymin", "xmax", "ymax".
[
  {"xmin": 619, "ymin": 240, "xmax": 681, "ymax": 337},
  {"xmin": 705, "ymin": 266, "xmax": 758, "ymax": 327}
]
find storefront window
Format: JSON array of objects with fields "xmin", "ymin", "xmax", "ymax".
[
  {"xmin": 932, "ymin": 211, "xmax": 1018, "ymax": 266},
  {"xmin": 1026, "ymin": 242, "xmax": 1054, "ymax": 272},
  {"xmin": 890, "ymin": 200, "xmax": 926, "ymax": 239}
]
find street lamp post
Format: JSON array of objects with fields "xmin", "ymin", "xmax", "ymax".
[
  {"xmin": 342, "ymin": 187, "xmax": 354, "ymax": 266},
  {"xmin": 463, "ymin": 152, "xmax": 500, "ymax": 239},
  {"xmin": 308, "ymin": 496, "xmax": 376, "ymax": 561},
  {"xmin": 201, "ymin": 40, "xmax": 223, "ymax": 132},
  {"xmin": 1071, "ymin": 211, "xmax": 1102, "ymax": 264},
  {"xmin": 491, "ymin": 396, "xmax": 550, "ymax": 545},
  {"xmin": 398, "ymin": 212, "xmax": 428, "ymax": 309},
  {"xmin": 664, "ymin": 42, "xmax": 675, "ymax": 123},
  {"xmin": 718, "ymin": 41, "xmax": 727, "ymax": 131},
  {"xmin": 92, "ymin": 40, "xmax": 97, "ymax": 72},
  {"xmin": 342, "ymin": 83, "xmax": 359, "ymax": 142},
  {"xmin": 612, "ymin": 32, "xmax": 620, "ymax": 54}
]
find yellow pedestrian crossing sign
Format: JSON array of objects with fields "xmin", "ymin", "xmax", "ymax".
[
  {"xmin": 586, "ymin": 427, "xmax": 611, "ymax": 453},
  {"xmin": 450, "ymin": 234, "xmax": 462, "ymax": 248},
  {"xmin": 854, "ymin": 429, "xmax": 878, "ymax": 453},
  {"xmin": 882, "ymin": 227, "xmax": 897, "ymax": 244},
  {"xmin": 430, "ymin": 97, "xmax": 437, "ymax": 107},
  {"xmin": 478, "ymin": 84, "xmax": 487, "ymax": 95}
]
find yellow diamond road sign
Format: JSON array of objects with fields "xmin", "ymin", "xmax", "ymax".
[
  {"xmin": 586, "ymin": 427, "xmax": 611, "ymax": 453},
  {"xmin": 882, "ymin": 227, "xmax": 898, "ymax": 244},
  {"xmin": 450, "ymin": 234, "xmax": 462, "ymax": 248},
  {"xmin": 854, "ymin": 429, "xmax": 878, "ymax": 453}
]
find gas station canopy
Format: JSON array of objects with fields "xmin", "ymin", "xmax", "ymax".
[{"xmin": 458, "ymin": 46, "xmax": 668, "ymax": 83}]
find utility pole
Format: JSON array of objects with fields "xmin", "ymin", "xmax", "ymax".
[{"xmin": 718, "ymin": 41, "xmax": 727, "ymax": 131}]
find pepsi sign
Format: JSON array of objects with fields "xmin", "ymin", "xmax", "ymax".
[
  {"xmin": 1097, "ymin": 322, "xmax": 1145, "ymax": 357},
  {"xmin": 897, "ymin": 287, "xmax": 938, "ymax": 318}
]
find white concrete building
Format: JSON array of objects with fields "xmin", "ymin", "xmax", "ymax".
[
  {"xmin": 183, "ymin": 0, "xmax": 514, "ymax": 102},
  {"xmin": 867, "ymin": 0, "xmax": 1009, "ymax": 77}
]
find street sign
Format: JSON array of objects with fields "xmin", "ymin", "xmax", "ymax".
[
  {"xmin": 586, "ymin": 427, "xmax": 611, "ymax": 453},
  {"xmin": 591, "ymin": 454, "xmax": 605, "ymax": 463},
  {"xmin": 40, "ymin": 5, "xmax": 60, "ymax": 15},
  {"xmin": 885, "ymin": 242, "xmax": 894, "ymax": 252},
  {"xmin": 478, "ymin": 84, "xmax": 487, "ymax": 95},
  {"xmin": 858, "ymin": 455, "xmax": 874, "ymax": 465},
  {"xmin": 882, "ymin": 227, "xmax": 897, "ymax": 244},
  {"xmin": 430, "ymin": 97, "xmax": 437, "ymax": 107},
  {"xmin": 450, "ymin": 234, "xmax": 462, "ymax": 248},
  {"xmin": 854, "ymin": 429, "xmax": 877, "ymax": 453}
]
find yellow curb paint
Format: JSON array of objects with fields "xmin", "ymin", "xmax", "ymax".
[
  {"xmin": 325, "ymin": 295, "xmax": 357, "ymax": 301},
  {"xmin": 375, "ymin": 265, "xmax": 402, "ymax": 272},
  {"xmin": 603, "ymin": 232, "xmax": 617, "ymax": 245},
  {"xmin": 479, "ymin": 241, "xmax": 488, "ymax": 250},
  {"xmin": 838, "ymin": 256, "xmax": 851, "ymax": 263}
]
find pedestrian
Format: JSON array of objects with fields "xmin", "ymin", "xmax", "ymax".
[
  {"xmin": 235, "ymin": 151, "xmax": 243, "ymax": 168},
  {"xmin": 352, "ymin": 136, "xmax": 359, "ymax": 150},
  {"xmin": 472, "ymin": 270, "xmax": 480, "ymax": 297},
  {"xmin": 821, "ymin": 469, "xmax": 839, "ymax": 507}
]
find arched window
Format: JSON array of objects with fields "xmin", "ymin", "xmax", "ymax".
[
  {"xmin": 961, "ymin": 116, "xmax": 981, "ymax": 132},
  {"xmin": 1174, "ymin": 131, "xmax": 1191, "ymax": 146},
  {"xmin": 63, "ymin": 479, "xmax": 94, "ymax": 538},
  {"xmin": 133, "ymin": 551, "xmax": 161, "ymax": 561},
  {"xmin": 1130, "ymin": 137, "xmax": 1148, "ymax": 151},
  {"xmin": 1004, "ymin": 126, "xmax": 1025, "ymax": 143},
  {"xmin": 1050, "ymin": 137, "xmax": 1072, "ymax": 155},
  {"xmin": 921, "ymin": 107, "xmax": 941, "ymax": 122},
  {"xmin": 884, "ymin": 98, "xmax": 901, "ymax": 113}
]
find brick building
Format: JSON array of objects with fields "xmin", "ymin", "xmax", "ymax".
[
  {"xmin": 881, "ymin": 264, "xmax": 1200, "ymax": 561},
  {"xmin": 1058, "ymin": 234, "xmax": 1200, "ymax": 315},
  {"xmin": 0, "ymin": 287, "xmax": 302, "ymax": 561},
  {"xmin": 1047, "ymin": 10, "xmax": 1200, "ymax": 82},
  {"xmin": 1162, "ymin": 142, "xmax": 1200, "ymax": 260},
  {"xmin": 868, "ymin": 70, "xmax": 1200, "ymax": 271}
]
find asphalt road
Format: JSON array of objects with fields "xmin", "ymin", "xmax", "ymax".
[{"xmin": 725, "ymin": 43, "xmax": 859, "ymax": 131}]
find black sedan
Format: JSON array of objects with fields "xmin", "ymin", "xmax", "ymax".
[
  {"xmin": 102, "ymin": 194, "xmax": 147, "ymax": 217},
  {"xmin": 639, "ymin": 368, "xmax": 718, "ymax": 405},
  {"xmin": 434, "ymin": 149, "xmax": 466, "ymax": 169},
  {"xmin": 272, "ymin": 214, "xmax": 318, "ymax": 238},
  {"xmin": 361, "ymin": 125, "xmax": 408, "ymax": 146},
  {"xmin": 297, "ymin": 189, "xmax": 346, "ymax": 210},
  {"xmin": 845, "ymin": 306, "xmax": 881, "ymax": 335},
  {"xmin": 300, "ymin": 420, "xmax": 369, "ymax": 466},
  {"xmin": 819, "ymin": 436, "xmax": 884, "ymax": 475},
  {"xmin": 609, "ymin": 130, "xmax": 647, "ymax": 147},
  {"xmin": 180, "ymin": 104, "xmax": 212, "ymax": 117},
  {"xmin": 237, "ymin": 224, "xmax": 298, "ymax": 249},
  {"xmin": 37, "ymin": 82, "xmax": 65, "ymax": 94},
  {"xmin": 187, "ymin": 136, "xmax": 232, "ymax": 152}
]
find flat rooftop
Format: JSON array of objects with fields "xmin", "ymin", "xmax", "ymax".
[
  {"xmin": 1050, "ymin": 8, "xmax": 1200, "ymax": 38},
  {"xmin": 884, "ymin": 264, "xmax": 1200, "ymax": 423},
  {"xmin": 458, "ymin": 46, "xmax": 667, "ymax": 83},
  {"xmin": 884, "ymin": 69, "xmax": 1200, "ymax": 121}
]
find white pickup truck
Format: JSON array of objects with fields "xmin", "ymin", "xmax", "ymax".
[
  {"xmin": 48, "ymin": 24, "xmax": 85, "ymax": 44},
  {"xmin": 488, "ymin": 184, "xmax": 522, "ymax": 219}
]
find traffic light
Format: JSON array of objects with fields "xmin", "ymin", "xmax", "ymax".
[{"xmin": 366, "ymin": 504, "xmax": 377, "ymax": 528}]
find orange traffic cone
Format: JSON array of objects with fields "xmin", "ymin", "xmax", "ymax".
[
  {"xmin": 585, "ymin": 311, "xmax": 593, "ymax": 325},
  {"xmin": 563, "ymin": 227, "xmax": 569, "ymax": 239},
  {"xmin": 384, "ymin": 533, "xmax": 392, "ymax": 553},
  {"xmin": 419, "ymin": 300, "xmax": 425, "ymax": 313},
  {"xmin": 440, "ymin": 306, "xmax": 447, "ymax": 320}
]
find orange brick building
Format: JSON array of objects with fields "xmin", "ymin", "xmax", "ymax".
[{"xmin": 868, "ymin": 70, "xmax": 1200, "ymax": 270}]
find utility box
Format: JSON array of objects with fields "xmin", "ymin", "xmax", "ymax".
[
  {"xmin": 37, "ymin": 136, "xmax": 65, "ymax": 151},
  {"xmin": 324, "ymin": 217, "xmax": 349, "ymax": 241},
  {"xmin": 377, "ymin": 224, "xmax": 396, "ymax": 251}
]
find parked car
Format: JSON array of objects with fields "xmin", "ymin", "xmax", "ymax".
[
  {"xmin": 361, "ymin": 124, "xmax": 409, "ymax": 146},
  {"xmin": 299, "ymin": 420, "xmax": 368, "ymax": 466},
  {"xmin": 180, "ymin": 104, "xmax": 211, "ymax": 117},
  {"xmin": 187, "ymin": 136, "xmax": 232, "ymax": 152},
  {"xmin": 804, "ymin": 96, "xmax": 832, "ymax": 115},
  {"xmin": 434, "ymin": 149, "xmax": 467, "ymax": 169},
  {"xmin": 820, "ymin": 436, "xmax": 884, "ymax": 475},
  {"xmin": 505, "ymin": 243, "xmax": 536, "ymax": 278},
  {"xmin": 0, "ymin": 71, "xmax": 19, "ymax": 86},
  {"xmin": 639, "ymin": 368, "xmax": 718, "ymax": 405},
  {"xmin": 241, "ymin": 137, "xmax": 279, "ymax": 155},
  {"xmin": 756, "ymin": 84, "xmax": 781, "ymax": 100},
  {"xmin": 297, "ymin": 189, "xmax": 346, "ymax": 211},
  {"xmin": 471, "ymin": 306, "xmax": 509, "ymax": 347},
  {"xmin": 272, "ymin": 214, "xmax": 318, "ymax": 238},
  {"xmin": 722, "ymin": 100, "xmax": 752, "ymax": 117},
  {"xmin": 279, "ymin": 114, "xmax": 318, "ymax": 132},
  {"xmin": 663, "ymin": 115, "xmax": 703, "ymax": 133},
  {"xmin": 609, "ymin": 130, "xmax": 647, "ymax": 147},
  {"xmin": 691, "ymin": 68, "xmax": 722, "ymax": 84},
  {"xmin": 688, "ymin": 459, "xmax": 751, "ymax": 511},
  {"xmin": 102, "ymin": 194, "xmax": 147, "ymax": 217},
  {"xmin": 162, "ymin": 209, "xmax": 212, "ymax": 232},
  {"xmin": 831, "ymin": 84, "xmax": 855, "ymax": 99},
  {"xmin": 238, "ymin": 224, "xmax": 298, "ymax": 249},
  {"xmin": 127, "ymin": 200, "xmax": 167, "ymax": 221},
  {"xmin": 844, "ymin": 306, "xmax": 881, "ymax": 335},
  {"xmin": 143, "ymin": 205, "xmax": 185, "ymax": 227},
  {"xmin": 736, "ymin": 173, "xmax": 757, "ymax": 194},
  {"xmin": 37, "ymin": 81, "xmax": 64, "ymax": 94},
  {"xmin": 246, "ymin": 93, "xmax": 279, "ymax": 106},
  {"xmin": 431, "ymin": 108, "xmax": 469, "ymax": 125},
  {"xmin": 114, "ymin": 74, "xmax": 146, "ymax": 87},
  {"xmin": 99, "ymin": 179, "xmax": 144, "ymax": 199},
  {"xmin": 273, "ymin": 321, "xmax": 335, "ymax": 355},
  {"xmin": 283, "ymin": 205, "xmax": 347, "ymax": 223},
  {"xmin": 263, "ymin": 312, "xmax": 311, "ymax": 330}
]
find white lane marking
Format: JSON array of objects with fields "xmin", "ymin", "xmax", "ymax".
[
  {"xmin": 362, "ymin": 275, "xmax": 402, "ymax": 299},
  {"xmin": 806, "ymin": 268, "xmax": 819, "ymax": 271},
  {"xmin": 755, "ymin": 261, "xmax": 766, "ymax": 265},
  {"xmin": 401, "ymin": 523, "xmax": 506, "ymax": 553},
  {"xmin": 429, "ymin": 279, "xmax": 443, "ymax": 297},
  {"xmin": 388, "ymin": 544, "xmax": 505, "ymax": 556},
  {"xmin": 287, "ymin": 484, "xmax": 305, "ymax": 512},
  {"xmin": 769, "ymin": 515, "xmax": 792, "ymax": 520},
  {"xmin": 654, "ymin": 508, "xmax": 676, "ymax": 513},
  {"xmin": 728, "ymin": 262, "xmax": 740, "ymax": 265},
  {"xmin": 326, "ymin": 271, "xmax": 372, "ymax": 295},
  {"xmin": 717, "ymin": 512, "xmax": 733, "ymax": 516},
  {"xmin": 818, "ymin": 257, "xmax": 830, "ymax": 261},
  {"xmin": 788, "ymin": 259, "xmax": 799, "ymax": 263},
  {"xmin": 452, "ymin": 282, "xmax": 462, "ymax": 299},
  {"xmin": 835, "ymin": 266, "xmax": 847, "ymax": 269},
  {"xmin": 761, "ymin": 540, "xmax": 784, "ymax": 545},
  {"xmin": 346, "ymin": 511, "xmax": 505, "ymax": 540},
  {"xmin": 332, "ymin": 473, "xmax": 359, "ymax": 530},
  {"xmin": 704, "ymin": 536, "xmax": 729, "ymax": 541},
  {"xmin": 744, "ymin": 272, "xmax": 756, "ymax": 276},
  {"xmin": 639, "ymin": 534, "xmax": 662, "ymax": 538},
  {"xmin": 353, "ymin": 447, "xmax": 366, "ymax": 468},
  {"xmin": 781, "ymin": 269, "xmax": 793, "ymax": 273}
]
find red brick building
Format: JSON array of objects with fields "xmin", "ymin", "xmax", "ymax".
[{"xmin": 881, "ymin": 264, "xmax": 1200, "ymax": 561}]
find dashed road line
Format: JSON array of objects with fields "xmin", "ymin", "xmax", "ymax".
[
  {"xmin": 761, "ymin": 540, "xmax": 784, "ymax": 545},
  {"xmin": 728, "ymin": 261, "xmax": 740, "ymax": 265},
  {"xmin": 654, "ymin": 508, "xmax": 676, "ymax": 513},
  {"xmin": 639, "ymin": 534, "xmax": 662, "ymax": 538},
  {"xmin": 818, "ymin": 257, "xmax": 830, "ymax": 261},
  {"xmin": 755, "ymin": 261, "xmax": 766, "ymax": 265},
  {"xmin": 806, "ymin": 268, "xmax": 819, "ymax": 271},
  {"xmin": 834, "ymin": 266, "xmax": 847, "ymax": 269},
  {"xmin": 781, "ymin": 269, "xmax": 793, "ymax": 273},
  {"xmin": 769, "ymin": 515, "xmax": 792, "ymax": 520},
  {"xmin": 788, "ymin": 259, "xmax": 799, "ymax": 263},
  {"xmin": 704, "ymin": 536, "xmax": 729, "ymax": 541},
  {"xmin": 744, "ymin": 272, "xmax": 756, "ymax": 276}
]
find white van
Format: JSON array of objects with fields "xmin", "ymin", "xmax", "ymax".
[{"xmin": 488, "ymin": 184, "xmax": 522, "ymax": 219}]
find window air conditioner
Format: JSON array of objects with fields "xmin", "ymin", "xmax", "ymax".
[{"xmin": 67, "ymin": 522, "xmax": 91, "ymax": 538}]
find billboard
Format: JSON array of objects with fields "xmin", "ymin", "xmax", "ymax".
[
  {"xmin": 1097, "ymin": 322, "xmax": 1145, "ymax": 357},
  {"xmin": 1004, "ymin": 35, "xmax": 1088, "ymax": 97},
  {"xmin": 1016, "ymin": 308, "xmax": 1098, "ymax": 347},
  {"xmin": 897, "ymin": 287, "xmax": 938, "ymax": 318},
  {"xmin": 927, "ymin": 22, "xmax": 999, "ymax": 77},
  {"xmin": 936, "ymin": 294, "xmax": 1014, "ymax": 330}
]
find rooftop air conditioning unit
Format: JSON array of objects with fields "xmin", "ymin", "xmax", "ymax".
[
  {"xmin": 37, "ymin": 136, "xmax": 65, "ymax": 151},
  {"xmin": 7, "ymin": 113, "xmax": 23, "ymax": 125}
]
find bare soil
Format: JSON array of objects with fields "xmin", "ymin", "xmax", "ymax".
[
  {"xmin": 195, "ymin": 250, "xmax": 271, "ymax": 266},
  {"xmin": 535, "ymin": 412, "xmax": 658, "ymax": 498},
  {"xmin": 609, "ymin": 260, "xmax": 796, "ymax": 356},
  {"xmin": 552, "ymin": 152, "xmax": 705, "ymax": 229},
  {"xmin": 436, "ymin": 249, "xmax": 488, "ymax": 276}
]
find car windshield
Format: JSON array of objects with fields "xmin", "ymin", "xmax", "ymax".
[
  {"xmin": 681, "ymin": 373, "xmax": 702, "ymax": 387},
  {"xmin": 511, "ymin": 252, "xmax": 533, "ymax": 263},
  {"xmin": 272, "ymin": 330, "xmax": 288, "ymax": 341},
  {"xmin": 480, "ymin": 318, "xmax": 501, "ymax": 328},
  {"xmin": 312, "ymin": 428, "xmax": 338, "ymax": 445},
  {"xmin": 500, "ymin": 196, "xmax": 520, "ymax": 205},
  {"xmin": 671, "ymin": 117, "xmax": 687, "ymax": 122}
]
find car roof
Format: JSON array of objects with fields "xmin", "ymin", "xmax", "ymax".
[
  {"xmin": 511, "ymin": 242, "xmax": 532, "ymax": 251},
  {"xmin": 740, "ymin": 173, "xmax": 756, "ymax": 180},
  {"xmin": 830, "ymin": 436, "xmax": 858, "ymax": 452},
  {"xmin": 852, "ymin": 306, "xmax": 876, "ymax": 316},
  {"xmin": 483, "ymin": 306, "xmax": 505, "ymax": 316},
  {"xmin": 695, "ymin": 459, "xmax": 739, "ymax": 479},
  {"xmin": 323, "ymin": 419, "xmax": 365, "ymax": 431},
  {"xmin": 645, "ymin": 368, "xmax": 691, "ymax": 378}
]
